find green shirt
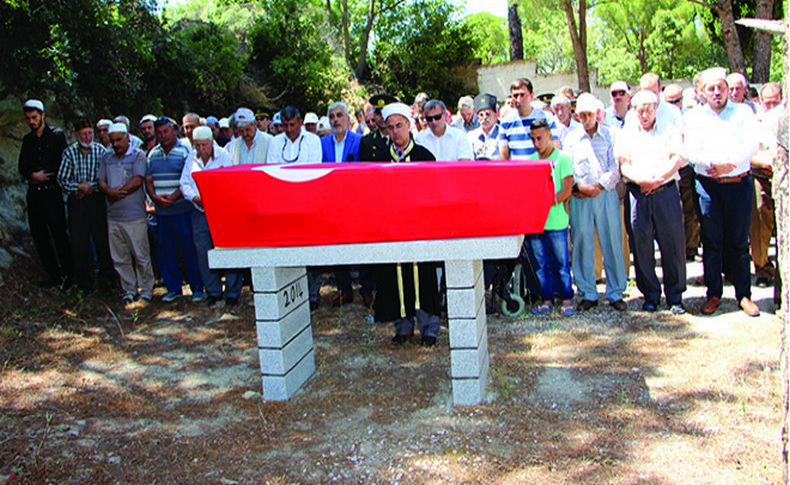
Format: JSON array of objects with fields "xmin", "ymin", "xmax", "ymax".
[{"xmin": 529, "ymin": 149, "xmax": 573, "ymax": 230}]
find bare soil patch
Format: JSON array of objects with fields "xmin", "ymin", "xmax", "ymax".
[{"xmin": 0, "ymin": 250, "xmax": 782, "ymax": 484}]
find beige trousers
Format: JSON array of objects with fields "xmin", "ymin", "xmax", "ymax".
[{"xmin": 108, "ymin": 218, "xmax": 155, "ymax": 297}]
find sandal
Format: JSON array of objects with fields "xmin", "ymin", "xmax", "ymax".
[
  {"xmin": 559, "ymin": 306, "xmax": 575, "ymax": 317},
  {"xmin": 532, "ymin": 304, "xmax": 553, "ymax": 316}
]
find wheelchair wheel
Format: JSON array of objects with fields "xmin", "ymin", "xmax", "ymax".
[{"xmin": 500, "ymin": 293, "xmax": 525, "ymax": 317}]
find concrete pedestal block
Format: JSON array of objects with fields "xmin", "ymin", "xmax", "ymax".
[
  {"xmin": 251, "ymin": 267, "xmax": 315, "ymax": 401},
  {"xmin": 445, "ymin": 259, "xmax": 490, "ymax": 405},
  {"xmin": 262, "ymin": 349, "xmax": 316, "ymax": 400},
  {"xmin": 209, "ymin": 236, "xmax": 522, "ymax": 405}
]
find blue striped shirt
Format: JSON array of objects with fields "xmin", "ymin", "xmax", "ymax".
[
  {"xmin": 498, "ymin": 108, "xmax": 558, "ymax": 159},
  {"xmin": 146, "ymin": 140, "xmax": 192, "ymax": 215}
]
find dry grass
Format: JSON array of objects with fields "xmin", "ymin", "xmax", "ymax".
[{"xmin": 0, "ymin": 248, "xmax": 783, "ymax": 484}]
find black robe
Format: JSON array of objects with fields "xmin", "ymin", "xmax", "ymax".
[{"xmin": 371, "ymin": 137, "xmax": 442, "ymax": 322}]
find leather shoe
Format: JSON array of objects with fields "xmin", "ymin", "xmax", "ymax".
[
  {"xmin": 420, "ymin": 336, "xmax": 437, "ymax": 347},
  {"xmin": 700, "ymin": 296, "xmax": 720, "ymax": 315},
  {"xmin": 391, "ymin": 334, "xmax": 411, "ymax": 345},
  {"xmin": 610, "ymin": 299, "xmax": 627, "ymax": 311},
  {"xmin": 739, "ymin": 297, "xmax": 760, "ymax": 317},
  {"xmin": 576, "ymin": 299, "xmax": 598, "ymax": 311},
  {"xmin": 332, "ymin": 292, "xmax": 353, "ymax": 307}
]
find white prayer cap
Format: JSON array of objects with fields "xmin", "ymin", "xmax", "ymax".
[
  {"xmin": 219, "ymin": 117, "xmax": 230, "ymax": 128},
  {"xmin": 699, "ymin": 67, "xmax": 727, "ymax": 87},
  {"xmin": 610, "ymin": 81, "xmax": 630, "ymax": 93},
  {"xmin": 304, "ymin": 112, "xmax": 319, "ymax": 124},
  {"xmin": 96, "ymin": 119, "xmax": 112, "ymax": 128},
  {"xmin": 140, "ymin": 114, "xmax": 157, "ymax": 124},
  {"xmin": 317, "ymin": 116, "xmax": 330, "ymax": 133},
  {"xmin": 108, "ymin": 123, "xmax": 128, "ymax": 134},
  {"xmin": 631, "ymin": 90, "xmax": 659, "ymax": 106},
  {"xmin": 234, "ymin": 107, "xmax": 255, "ymax": 126},
  {"xmin": 575, "ymin": 93, "xmax": 600, "ymax": 114},
  {"xmin": 193, "ymin": 126, "xmax": 213, "ymax": 141},
  {"xmin": 24, "ymin": 99, "xmax": 44, "ymax": 112},
  {"xmin": 382, "ymin": 102, "xmax": 411, "ymax": 122},
  {"xmin": 682, "ymin": 88, "xmax": 698, "ymax": 109}
]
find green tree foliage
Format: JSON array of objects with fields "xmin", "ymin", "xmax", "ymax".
[
  {"xmin": 163, "ymin": 0, "xmax": 263, "ymax": 42},
  {"xmin": 518, "ymin": 3, "xmax": 576, "ymax": 74},
  {"xmin": 0, "ymin": 0, "xmax": 246, "ymax": 120},
  {"xmin": 592, "ymin": 1, "xmax": 728, "ymax": 84},
  {"xmin": 248, "ymin": 0, "xmax": 349, "ymax": 113},
  {"xmin": 0, "ymin": 0, "xmax": 159, "ymax": 115},
  {"xmin": 151, "ymin": 20, "xmax": 246, "ymax": 114},
  {"xmin": 463, "ymin": 12, "xmax": 509, "ymax": 65},
  {"xmin": 370, "ymin": 0, "xmax": 476, "ymax": 103}
]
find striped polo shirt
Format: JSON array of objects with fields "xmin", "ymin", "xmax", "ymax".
[
  {"xmin": 146, "ymin": 140, "xmax": 192, "ymax": 216},
  {"xmin": 498, "ymin": 108, "xmax": 558, "ymax": 159}
]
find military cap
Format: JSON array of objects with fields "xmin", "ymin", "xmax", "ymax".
[
  {"xmin": 369, "ymin": 94, "xmax": 400, "ymax": 110},
  {"xmin": 473, "ymin": 93, "xmax": 497, "ymax": 113}
]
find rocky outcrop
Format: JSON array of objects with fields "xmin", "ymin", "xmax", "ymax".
[{"xmin": 0, "ymin": 94, "xmax": 31, "ymax": 246}]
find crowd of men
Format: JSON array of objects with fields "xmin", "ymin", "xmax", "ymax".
[{"xmin": 17, "ymin": 67, "xmax": 784, "ymax": 345}]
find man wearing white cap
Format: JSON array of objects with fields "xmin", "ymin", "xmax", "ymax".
[
  {"xmin": 57, "ymin": 117, "xmax": 115, "ymax": 293},
  {"xmin": 624, "ymin": 73, "xmax": 681, "ymax": 131},
  {"xmin": 371, "ymin": 102, "xmax": 441, "ymax": 346},
  {"xmin": 180, "ymin": 126, "xmax": 243, "ymax": 306},
  {"xmin": 18, "ymin": 99, "xmax": 71, "ymax": 288},
  {"xmin": 303, "ymin": 112, "xmax": 319, "ymax": 134},
  {"xmin": 227, "ymin": 107, "xmax": 272, "ymax": 164},
  {"xmin": 96, "ymin": 119, "xmax": 112, "ymax": 149},
  {"xmin": 618, "ymin": 91, "xmax": 687, "ymax": 314},
  {"xmin": 97, "ymin": 122, "xmax": 154, "ymax": 303},
  {"xmin": 603, "ymin": 81, "xmax": 631, "ymax": 130},
  {"xmin": 219, "ymin": 117, "xmax": 232, "ymax": 141},
  {"xmin": 113, "ymin": 115, "xmax": 143, "ymax": 150},
  {"xmin": 145, "ymin": 117, "xmax": 204, "ymax": 303},
  {"xmin": 565, "ymin": 93, "xmax": 628, "ymax": 312},
  {"xmin": 416, "ymin": 99, "xmax": 472, "ymax": 160},
  {"xmin": 266, "ymin": 106, "xmax": 322, "ymax": 164},
  {"xmin": 683, "ymin": 67, "xmax": 761, "ymax": 316},
  {"xmin": 139, "ymin": 114, "xmax": 158, "ymax": 153}
]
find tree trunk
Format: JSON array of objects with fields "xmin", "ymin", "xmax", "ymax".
[
  {"xmin": 508, "ymin": 2, "xmax": 524, "ymax": 61},
  {"xmin": 717, "ymin": 0, "xmax": 747, "ymax": 77},
  {"xmin": 752, "ymin": 0, "xmax": 775, "ymax": 82},
  {"xmin": 354, "ymin": 0, "xmax": 376, "ymax": 80},
  {"xmin": 563, "ymin": 0, "xmax": 590, "ymax": 92},
  {"xmin": 341, "ymin": 0, "xmax": 351, "ymax": 64}
]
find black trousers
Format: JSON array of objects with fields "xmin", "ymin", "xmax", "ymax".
[
  {"xmin": 26, "ymin": 185, "xmax": 71, "ymax": 281},
  {"xmin": 67, "ymin": 191, "xmax": 115, "ymax": 290}
]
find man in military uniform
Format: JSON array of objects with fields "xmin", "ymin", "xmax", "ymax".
[{"xmin": 359, "ymin": 94, "xmax": 398, "ymax": 161}]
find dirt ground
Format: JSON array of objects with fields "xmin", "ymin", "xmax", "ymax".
[{"xmin": 0, "ymin": 246, "xmax": 783, "ymax": 484}]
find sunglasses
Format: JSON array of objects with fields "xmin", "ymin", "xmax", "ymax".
[
  {"xmin": 425, "ymin": 114, "xmax": 443, "ymax": 122},
  {"xmin": 611, "ymin": 90, "xmax": 627, "ymax": 97}
]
